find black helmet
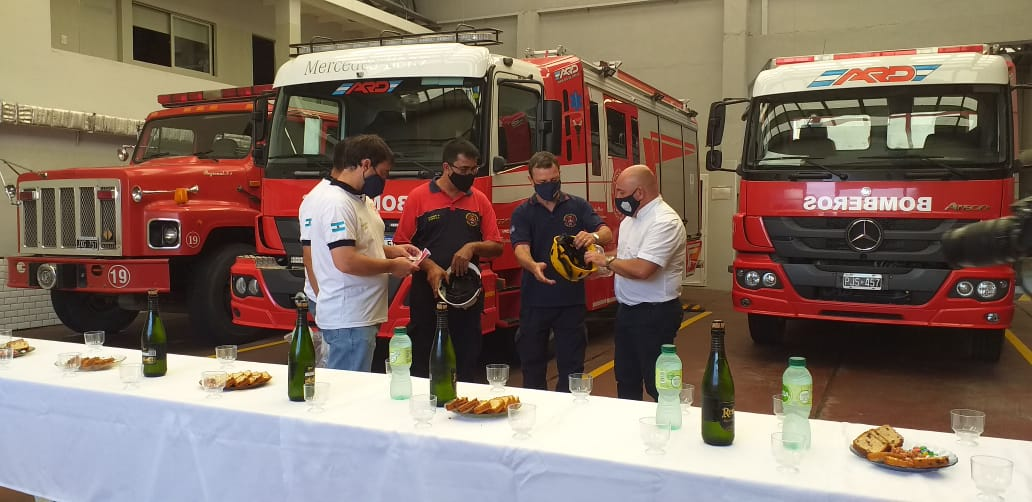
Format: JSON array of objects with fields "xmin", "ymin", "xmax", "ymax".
[{"xmin": 438, "ymin": 263, "xmax": 482, "ymax": 309}]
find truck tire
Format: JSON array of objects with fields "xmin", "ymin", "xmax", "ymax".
[
  {"xmin": 969, "ymin": 328, "xmax": 1004, "ymax": 363},
  {"xmin": 51, "ymin": 290, "xmax": 139, "ymax": 334},
  {"xmin": 188, "ymin": 242, "xmax": 268, "ymax": 344},
  {"xmin": 747, "ymin": 314, "xmax": 786, "ymax": 345}
]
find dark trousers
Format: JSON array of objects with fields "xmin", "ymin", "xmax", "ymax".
[
  {"xmin": 408, "ymin": 275, "xmax": 483, "ymax": 383},
  {"xmin": 615, "ymin": 299, "xmax": 683, "ymax": 401},
  {"xmin": 516, "ymin": 305, "xmax": 587, "ymax": 393}
]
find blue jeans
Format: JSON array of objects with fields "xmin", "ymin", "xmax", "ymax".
[{"xmin": 321, "ymin": 325, "xmax": 377, "ymax": 372}]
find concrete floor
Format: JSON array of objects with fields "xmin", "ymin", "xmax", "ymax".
[{"xmin": 3, "ymin": 287, "xmax": 1032, "ymax": 501}]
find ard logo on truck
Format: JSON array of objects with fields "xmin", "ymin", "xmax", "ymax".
[
  {"xmin": 332, "ymin": 80, "xmax": 401, "ymax": 95},
  {"xmin": 808, "ymin": 65, "xmax": 941, "ymax": 88}
]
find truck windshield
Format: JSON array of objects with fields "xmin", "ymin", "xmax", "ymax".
[
  {"xmin": 134, "ymin": 113, "xmax": 253, "ymax": 163},
  {"xmin": 746, "ymin": 84, "xmax": 1007, "ymax": 175},
  {"xmin": 265, "ymin": 77, "xmax": 484, "ymax": 179}
]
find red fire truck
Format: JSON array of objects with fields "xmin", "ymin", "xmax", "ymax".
[
  {"xmin": 705, "ymin": 44, "xmax": 1021, "ymax": 361},
  {"xmin": 6, "ymin": 85, "xmax": 277, "ymax": 342},
  {"xmin": 230, "ymin": 28, "xmax": 703, "ymax": 343}
]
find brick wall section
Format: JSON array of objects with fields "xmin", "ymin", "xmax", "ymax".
[{"xmin": 0, "ymin": 258, "xmax": 61, "ymax": 330}]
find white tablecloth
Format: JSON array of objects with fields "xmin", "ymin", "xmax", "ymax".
[{"xmin": 0, "ymin": 338, "xmax": 1029, "ymax": 502}]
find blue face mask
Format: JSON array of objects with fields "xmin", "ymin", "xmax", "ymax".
[
  {"xmin": 361, "ymin": 169, "xmax": 386, "ymax": 198},
  {"xmin": 534, "ymin": 180, "xmax": 561, "ymax": 201}
]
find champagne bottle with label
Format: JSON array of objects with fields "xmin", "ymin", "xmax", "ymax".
[
  {"xmin": 701, "ymin": 319, "xmax": 735, "ymax": 446},
  {"xmin": 287, "ymin": 293, "xmax": 316, "ymax": 402},
  {"xmin": 429, "ymin": 302, "xmax": 457, "ymax": 407},
  {"xmin": 140, "ymin": 289, "xmax": 167, "ymax": 377}
]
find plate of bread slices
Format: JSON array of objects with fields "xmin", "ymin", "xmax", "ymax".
[
  {"xmin": 851, "ymin": 425, "xmax": 957, "ymax": 472},
  {"xmin": 2, "ymin": 338, "xmax": 35, "ymax": 357},
  {"xmin": 78, "ymin": 355, "xmax": 126, "ymax": 371},
  {"xmin": 444, "ymin": 395, "xmax": 520, "ymax": 418},
  {"xmin": 220, "ymin": 370, "xmax": 273, "ymax": 391}
]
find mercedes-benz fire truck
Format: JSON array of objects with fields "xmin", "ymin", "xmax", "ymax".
[
  {"xmin": 230, "ymin": 28, "xmax": 703, "ymax": 343},
  {"xmin": 6, "ymin": 85, "xmax": 276, "ymax": 343},
  {"xmin": 705, "ymin": 44, "xmax": 1021, "ymax": 361}
]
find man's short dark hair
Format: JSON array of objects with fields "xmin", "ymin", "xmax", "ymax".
[
  {"xmin": 527, "ymin": 151, "xmax": 559, "ymax": 171},
  {"xmin": 333, "ymin": 134, "xmax": 393, "ymax": 171},
  {"xmin": 442, "ymin": 138, "xmax": 480, "ymax": 166}
]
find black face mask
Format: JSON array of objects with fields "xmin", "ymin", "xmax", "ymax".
[
  {"xmin": 450, "ymin": 171, "xmax": 475, "ymax": 192},
  {"xmin": 534, "ymin": 180, "xmax": 561, "ymax": 201},
  {"xmin": 615, "ymin": 190, "xmax": 641, "ymax": 217},
  {"xmin": 361, "ymin": 169, "xmax": 385, "ymax": 198}
]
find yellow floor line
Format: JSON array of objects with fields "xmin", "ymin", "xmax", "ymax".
[
  {"xmin": 1005, "ymin": 329, "xmax": 1032, "ymax": 366},
  {"xmin": 588, "ymin": 360, "xmax": 614, "ymax": 379},
  {"xmin": 680, "ymin": 311, "xmax": 712, "ymax": 330},
  {"xmin": 206, "ymin": 338, "xmax": 289, "ymax": 357},
  {"xmin": 1020, "ymin": 294, "xmax": 1030, "ymax": 303},
  {"xmin": 587, "ymin": 311, "xmax": 713, "ymax": 378}
]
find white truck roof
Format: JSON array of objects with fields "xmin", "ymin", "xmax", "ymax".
[
  {"xmin": 274, "ymin": 43, "xmax": 492, "ymax": 87},
  {"xmin": 753, "ymin": 50, "xmax": 1009, "ymax": 97}
]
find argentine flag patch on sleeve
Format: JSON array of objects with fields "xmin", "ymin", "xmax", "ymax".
[{"xmin": 330, "ymin": 221, "xmax": 346, "ymax": 233}]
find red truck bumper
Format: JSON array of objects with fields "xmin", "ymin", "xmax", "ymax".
[
  {"xmin": 731, "ymin": 254, "xmax": 1013, "ymax": 330},
  {"xmin": 5, "ymin": 256, "xmax": 170, "ymax": 293}
]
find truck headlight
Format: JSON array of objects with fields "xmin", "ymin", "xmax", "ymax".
[
  {"xmin": 744, "ymin": 270, "xmax": 761, "ymax": 287},
  {"xmin": 976, "ymin": 281, "xmax": 997, "ymax": 299},
  {"xmin": 233, "ymin": 276, "xmax": 248, "ymax": 297},
  {"xmin": 148, "ymin": 220, "xmax": 180, "ymax": 248}
]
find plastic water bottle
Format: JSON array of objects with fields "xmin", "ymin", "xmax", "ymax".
[
  {"xmin": 782, "ymin": 356, "xmax": 812, "ymax": 449},
  {"xmin": 389, "ymin": 326, "xmax": 412, "ymax": 400},
  {"xmin": 655, "ymin": 344, "xmax": 683, "ymax": 430}
]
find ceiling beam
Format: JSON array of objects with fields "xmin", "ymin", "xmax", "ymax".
[{"xmin": 304, "ymin": 0, "xmax": 433, "ymax": 35}]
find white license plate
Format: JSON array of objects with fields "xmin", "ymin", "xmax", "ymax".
[{"xmin": 842, "ymin": 273, "xmax": 882, "ymax": 290}]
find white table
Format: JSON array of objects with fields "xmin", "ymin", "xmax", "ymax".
[{"xmin": 0, "ymin": 338, "xmax": 1029, "ymax": 502}]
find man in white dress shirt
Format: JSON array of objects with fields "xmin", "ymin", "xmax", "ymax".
[{"xmin": 585, "ymin": 165, "xmax": 687, "ymax": 401}]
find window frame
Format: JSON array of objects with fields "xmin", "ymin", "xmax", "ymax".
[{"xmin": 131, "ymin": 2, "xmax": 215, "ymax": 76}]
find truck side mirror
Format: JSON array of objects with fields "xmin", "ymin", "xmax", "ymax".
[
  {"xmin": 706, "ymin": 101, "xmax": 727, "ymax": 148},
  {"xmin": 252, "ymin": 97, "xmax": 269, "ymax": 166},
  {"xmin": 491, "ymin": 156, "xmax": 507, "ymax": 173},
  {"xmin": 117, "ymin": 145, "xmax": 135, "ymax": 162},
  {"xmin": 706, "ymin": 150, "xmax": 723, "ymax": 171},
  {"xmin": 542, "ymin": 99, "xmax": 563, "ymax": 155}
]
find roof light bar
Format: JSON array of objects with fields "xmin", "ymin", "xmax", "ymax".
[
  {"xmin": 157, "ymin": 85, "xmax": 275, "ymax": 107},
  {"xmin": 770, "ymin": 44, "xmax": 991, "ymax": 68},
  {"xmin": 290, "ymin": 27, "xmax": 502, "ymax": 56}
]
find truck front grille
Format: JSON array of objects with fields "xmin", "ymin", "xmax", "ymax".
[{"xmin": 18, "ymin": 179, "xmax": 122, "ymax": 256}]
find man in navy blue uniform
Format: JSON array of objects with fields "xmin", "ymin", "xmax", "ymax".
[{"xmin": 510, "ymin": 151, "xmax": 612, "ymax": 392}]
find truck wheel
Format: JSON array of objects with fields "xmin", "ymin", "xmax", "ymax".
[
  {"xmin": 969, "ymin": 328, "xmax": 1004, "ymax": 363},
  {"xmin": 747, "ymin": 314, "xmax": 786, "ymax": 345},
  {"xmin": 51, "ymin": 290, "xmax": 139, "ymax": 333},
  {"xmin": 189, "ymin": 243, "xmax": 268, "ymax": 344}
]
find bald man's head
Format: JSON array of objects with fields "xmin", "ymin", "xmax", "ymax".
[{"xmin": 614, "ymin": 165, "xmax": 659, "ymax": 216}]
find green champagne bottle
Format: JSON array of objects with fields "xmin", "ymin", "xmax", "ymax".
[
  {"xmin": 287, "ymin": 293, "xmax": 316, "ymax": 402},
  {"xmin": 141, "ymin": 289, "xmax": 167, "ymax": 377},
  {"xmin": 429, "ymin": 302, "xmax": 457, "ymax": 407},
  {"xmin": 701, "ymin": 319, "xmax": 735, "ymax": 446}
]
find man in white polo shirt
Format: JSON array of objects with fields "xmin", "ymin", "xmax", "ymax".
[
  {"xmin": 585, "ymin": 164, "xmax": 687, "ymax": 401},
  {"xmin": 306, "ymin": 134, "xmax": 420, "ymax": 371}
]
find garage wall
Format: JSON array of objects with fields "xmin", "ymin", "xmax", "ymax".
[{"xmin": 420, "ymin": 0, "xmax": 1032, "ymax": 290}]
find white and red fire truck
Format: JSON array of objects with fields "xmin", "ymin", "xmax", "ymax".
[
  {"xmin": 230, "ymin": 28, "xmax": 703, "ymax": 343},
  {"xmin": 6, "ymin": 85, "xmax": 277, "ymax": 342},
  {"xmin": 705, "ymin": 44, "xmax": 1022, "ymax": 361}
]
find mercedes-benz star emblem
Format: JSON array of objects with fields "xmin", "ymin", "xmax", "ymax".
[{"xmin": 846, "ymin": 219, "xmax": 882, "ymax": 252}]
